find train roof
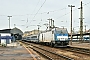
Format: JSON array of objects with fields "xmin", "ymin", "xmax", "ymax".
[
  {"xmin": 40, "ymin": 28, "xmax": 68, "ymax": 33},
  {"xmin": 28, "ymin": 33, "xmax": 39, "ymax": 36}
]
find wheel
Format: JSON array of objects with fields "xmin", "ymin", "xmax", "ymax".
[{"xmin": 50, "ymin": 42, "xmax": 54, "ymax": 47}]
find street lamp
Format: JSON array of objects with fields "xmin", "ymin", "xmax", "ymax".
[
  {"xmin": 7, "ymin": 16, "xmax": 12, "ymax": 29},
  {"xmin": 68, "ymin": 5, "xmax": 75, "ymax": 45}
]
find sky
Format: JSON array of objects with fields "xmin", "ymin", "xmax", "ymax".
[{"xmin": 0, "ymin": 0, "xmax": 90, "ymax": 33}]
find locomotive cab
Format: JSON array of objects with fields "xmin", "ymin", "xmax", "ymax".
[{"xmin": 51, "ymin": 28, "xmax": 69, "ymax": 47}]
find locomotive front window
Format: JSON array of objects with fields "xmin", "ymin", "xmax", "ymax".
[{"xmin": 56, "ymin": 30, "xmax": 68, "ymax": 34}]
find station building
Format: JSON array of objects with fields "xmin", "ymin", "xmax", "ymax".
[{"xmin": 0, "ymin": 27, "xmax": 23, "ymax": 44}]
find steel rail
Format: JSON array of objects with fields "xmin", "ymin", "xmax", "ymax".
[{"xmin": 20, "ymin": 41, "xmax": 74, "ymax": 60}]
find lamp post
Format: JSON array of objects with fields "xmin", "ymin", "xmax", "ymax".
[
  {"xmin": 7, "ymin": 16, "xmax": 12, "ymax": 29},
  {"xmin": 68, "ymin": 5, "xmax": 75, "ymax": 45}
]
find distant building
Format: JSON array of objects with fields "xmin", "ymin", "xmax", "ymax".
[{"xmin": 23, "ymin": 30, "xmax": 40, "ymax": 37}]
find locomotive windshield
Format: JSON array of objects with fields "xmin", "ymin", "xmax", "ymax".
[{"xmin": 55, "ymin": 28, "xmax": 68, "ymax": 34}]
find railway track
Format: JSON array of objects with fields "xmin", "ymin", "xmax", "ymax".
[
  {"xmin": 20, "ymin": 40, "xmax": 90, "ymax": 60},
  {"xmin": 30, "ymin": 45, "xmax": 73, "ymax": 60},
  {"xmin": 20, "ymin": 41, "xmax": 74, "ymax": 60},
  {"xmin": 60, "ymin": 47, "xmax": 90, "ymax": 55}
]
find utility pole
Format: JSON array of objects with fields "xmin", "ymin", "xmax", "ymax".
[
  {"xmin": 7, "ymin": 16, "xmax": 12, "ymax": 29},
  {"xmin": 78, "ymin": 0, "xmax": 84, "ymax": 43},
  {"xmin": 68, "ymin": 5, "xmax": 75, "ymax": 45}
]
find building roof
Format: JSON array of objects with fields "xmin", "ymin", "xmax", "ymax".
[
  {"xmin": 10, "ymin": 27, "xmax": 23, "ymax": 35},
  {"xmin": 0, "ymin": 29, "xmax": 11, "ymax": 33},
  {"xmin": 0, "ymin": 27, "xmax": 23, "ymax": 36}
]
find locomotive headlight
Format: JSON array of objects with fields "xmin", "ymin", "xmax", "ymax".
[{"xmin": 65, "ymin": 38, "xmax": 67, "ymax": 40}]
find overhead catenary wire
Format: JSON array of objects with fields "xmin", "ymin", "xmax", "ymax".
[
  {"xmin": 0, "ymin": 1, "xmax": 90, "ymax": 17},
  {"xmin": 25, "ymin": 0, "xmax": 81, "ymax": 30},
  {"xmin": 56, "ymin": 1, "xmax": 90, "ymax": 20},
  {"xmin": 43, "ymin": 0, "xmax": 79, "ymax": 22},
  {"xmin": 83, "ymin": 1, "xmax": 90, "ymax": 9},
  {"xmin": 25, "ymin": 0, "xmax": 46, "ymax": 29},
  {"xmin": 84, "ymin": 1, "xmax": 90, "ymax": 6},
  {"xmin": 1, "ymin": 0, "xmax": 90, "ymax": 31},
  {"xmin": 26, "ymin": 0, "xmax": 76, "ymax": 27},
  {"xmin": 32, "ymin": 0, "xmax": 46, "ymax": 20},
  {"xmin": 31, "ymin": 0, "xmax": 41, "ymax": 14}
]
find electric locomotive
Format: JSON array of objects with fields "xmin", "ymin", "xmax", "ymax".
[{"xmin": 39, "ymin": 27, "xmax": 69, "ymax": 47}]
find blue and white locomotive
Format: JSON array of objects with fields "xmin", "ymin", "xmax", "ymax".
[{"xmin": 39, "ymin": 27, "xmax": 69, "ymax": 47}]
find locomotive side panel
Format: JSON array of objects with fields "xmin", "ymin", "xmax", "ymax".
[
  {"xmin": 39, "ymin": 31, "xmax": 54, "ymax": 42},
  {"xmin": 44, "ymin": 31, "xmax": 53, "ymax": 42}
]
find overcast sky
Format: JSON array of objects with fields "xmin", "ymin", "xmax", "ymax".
[{"xmin": 0, "ymin": 0, "xmax": 90, "ymax": 33}]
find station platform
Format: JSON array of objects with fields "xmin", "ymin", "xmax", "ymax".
[
  {"xmin": 68, "ymin": 42, "xmax": 90, "ymax": 49},
  {"xmin": 0, "ymin": 42, "xmax": 45, "ymax": 60}
]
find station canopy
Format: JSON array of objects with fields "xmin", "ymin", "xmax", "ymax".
[{"xmin": 10, "ymin": 27, "xmax": 23, "ymax": 35}]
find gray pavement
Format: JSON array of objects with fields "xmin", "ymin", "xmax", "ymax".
[{"xmin": 0, "ymin": 42, "xmax": 39, "ymax": 60}]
